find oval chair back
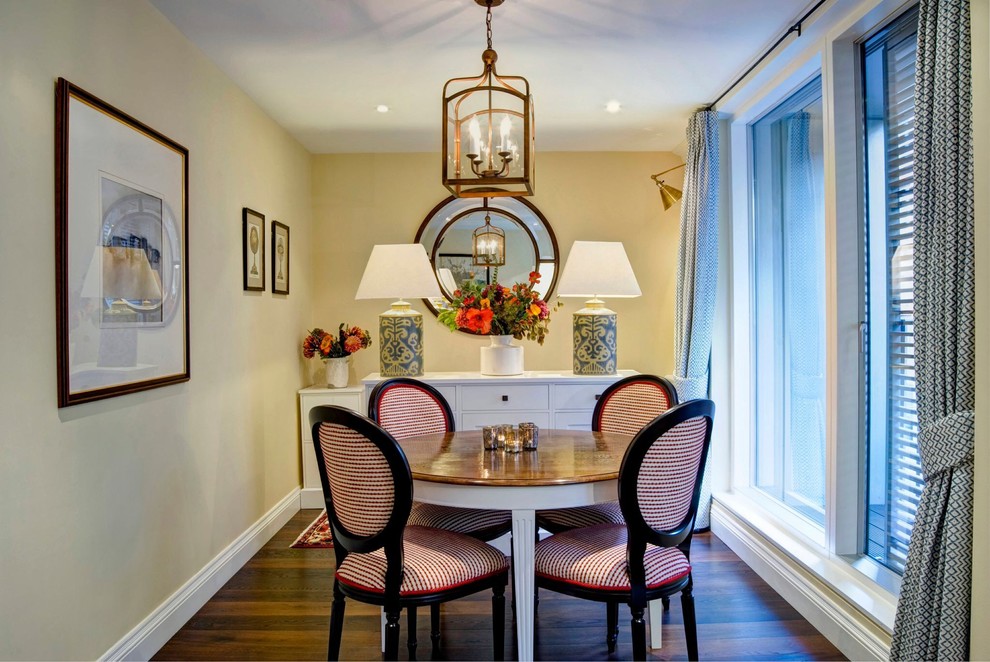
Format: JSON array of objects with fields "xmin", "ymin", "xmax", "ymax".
[
  {"xmin": 309, "ymin": 405, "xmax": 412, "ymax": 566},
  {"xmin": 593, "ymin": 375, "xmax": 679, "ymax": 436},
  {"xmin": 369, "ymin": 378, "xmax": 455, "ymax": 440},
  {"xmin": 618, "ymin": 399, "xmax": 715, "ymax": 555}
]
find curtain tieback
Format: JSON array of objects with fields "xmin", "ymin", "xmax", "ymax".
[{"xmin": 918, "ymin": 410, "xmax": 975, "ymax": 480}]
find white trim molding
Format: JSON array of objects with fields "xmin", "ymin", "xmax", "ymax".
[
  {"xmin": 101, "ymin": 488, "xmax": 301, "ymax": 661},
  {"xmin": 712, "ymin": 496, "xmax": 893, "ymax": 661}
]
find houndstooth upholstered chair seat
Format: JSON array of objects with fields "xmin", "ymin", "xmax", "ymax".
[
  {"xmin": 310, "ymin": 405, "xmax": 508, "ymax": 661},
  {"xmin": 534, "ymin": 399, "xmax": 715, "ymax": 661},
  {"xmin": 537, "ymin": 374, "xmax": 678, "ymax": 533}
]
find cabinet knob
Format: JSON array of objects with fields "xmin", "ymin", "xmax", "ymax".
[
  {"xmin": 501, "ymin": 395, "xmax": 509, "ymax": 402},
  {"xmin": 594, "ymin": 394, "xmax": 601, "ymax": 401}
]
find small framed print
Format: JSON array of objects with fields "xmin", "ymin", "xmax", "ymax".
[
  {"xmin": 271, "ymin": 221, "xmax": 289, "ymax": 295},
  {"xmin": 242, "ymin": 208, "xmax": 265, "ymax": 291}
]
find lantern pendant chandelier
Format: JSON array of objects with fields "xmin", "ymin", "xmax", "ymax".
[
  {"xmin": 442, "ymin": 0, "xmax": 535, "ymax": 198},
  {"xmin": 472, "ymin": 198, "xmax": 506, "ymax": 267}
]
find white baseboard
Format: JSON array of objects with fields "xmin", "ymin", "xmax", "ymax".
[
  {"xmin": 711, "ymin": 500, "xmax": 891, "ymax": 661},
  {"xmin": 300, "ymin": 486, "xmax": 325, "ymax": 509},
  {"xmin": 101, "ymin": 488, "xmax": 301, "ymax": 661}
]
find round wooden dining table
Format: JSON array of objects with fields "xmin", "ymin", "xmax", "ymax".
[{"xmin": 398, "ymin": 428, "xmax": 634, "ymax": 662}]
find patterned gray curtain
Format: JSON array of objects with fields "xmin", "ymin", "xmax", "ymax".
[
  {"xmin": 889, "ymin": 1, "xmax": 974, "ymax": 659},
  {"xmin": 667, "ymin": 110, "xmax": 719, "ymax": 528}
]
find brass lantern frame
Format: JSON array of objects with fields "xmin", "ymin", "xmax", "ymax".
[
  {"xmin": 472, "ymin": 199, "xmax": 506, "ymax": 266},
  {"xmin": 442, "ymin": 0, "xmax": 535, "ymax": 198}
]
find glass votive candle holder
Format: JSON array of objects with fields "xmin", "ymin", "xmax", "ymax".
[
  {"xmin": 502, "ymin": 425, "xmax": 523, "ymax": 453},
  {"xmin": 482, "ymin": 425, "xmax": 501, "ymax": 451},
  {"xmin": 519, "ymin": 422, "xmax": 539, "ymax": 450}
]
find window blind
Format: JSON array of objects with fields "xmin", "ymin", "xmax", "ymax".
[{"xmin": 864, "ymin": 9, "xmax": 920, "ymax": 574}]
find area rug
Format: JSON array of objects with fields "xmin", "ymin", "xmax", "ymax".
[{"xmin": 290, "ymin": 510, "xmax": 333, "ymax": 548}]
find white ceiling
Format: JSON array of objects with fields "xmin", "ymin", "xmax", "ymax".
[{"xmin": 151, "ymin": 0, "xmax": 808, "ymax": 153}]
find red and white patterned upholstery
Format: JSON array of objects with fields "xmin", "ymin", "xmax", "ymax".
[
  {"xmin": 596, "ymin": 380, "xmax": 674, "ymax": 436},
  {"xmin": 336, "ymin": 525, "xmax": 508, "ymax": 595},
  {"xmin": 319, "ymin": 422, "xmax": 394, "ymax": 537},
  {"xmin": 637, "ymin": 416, "xmax": 707, "ymax": 530},
  {"xmin": 539, "ymin": 378, "xmax": 676, "ymax": 533},
  {"xmin": 408, "ymin": 502, "xmax": 511, "ymax": 537},
  {"xmin": 536, "ymin": 502, "xmax": 624, "ymax": 531},
  {"xmin": 373, "ymin": 380, "xmax": 510, "ymax": 541},
  {"xmin": 376, "ymin": 385, "xmax": 449, "ymax": 440},
  {"xmin": 534, "ymin": 523, "xmax": 690, "ymax": 591}
]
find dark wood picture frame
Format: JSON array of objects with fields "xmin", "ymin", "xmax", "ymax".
[
  {"xmin": 55, "ymin": 78, "xmax": 190, "ymax": 408},
  {"xmin": 242, "ymin": 208, "xmax": 265, "ymax": 292},
  {"xmin": 271, "ymin": 220, "xmax": 289, "ymax": 295}
]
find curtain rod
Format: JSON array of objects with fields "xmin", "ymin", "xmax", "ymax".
[{"xmin": 704, "ymin": 0, "xmax": 829, "ymax": 111}]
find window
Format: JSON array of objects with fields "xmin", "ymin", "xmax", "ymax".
[
  {"xmin": 750, "ymin": 78, "xmax": 826, "ymax": 526},
  {"xmin": 862, "ymin": 7, "xmax": 920, "ymax": 574}
]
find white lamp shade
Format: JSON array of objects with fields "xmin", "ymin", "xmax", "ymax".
[
  {"xmin": 556, "ymin": 241, "xmax": 641, "ymax": 298},
  {"xmin": 355, "ymin": 244, "xmax": 442, "ymax": 301}
]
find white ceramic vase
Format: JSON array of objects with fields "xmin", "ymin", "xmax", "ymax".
[
  {"xmin": 324, "ymin": 356, "xmax": 349, "ymax": 388},
  {"xmin": 480, "ymin": 335, "xmax": 524, "ymax": 376}
]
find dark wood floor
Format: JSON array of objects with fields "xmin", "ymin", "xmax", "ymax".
[{"xmin": 154, "ymin": 509, "xmax": 845, "ymax": 661}]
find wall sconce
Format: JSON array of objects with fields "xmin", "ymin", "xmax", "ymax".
[{"xmin": 650, "ymin": 163, "xmax": 685, "ymax": 210}]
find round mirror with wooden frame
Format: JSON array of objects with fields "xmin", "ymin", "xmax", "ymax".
[{"xmin": 415, "ymin": 192, "xmax": 559, "ymax": 323}]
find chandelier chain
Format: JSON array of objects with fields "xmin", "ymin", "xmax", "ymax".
[{"xmin": 486, "ymin": 0, "xmax": 493, "ymax": 50}]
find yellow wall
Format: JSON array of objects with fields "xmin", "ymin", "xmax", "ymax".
[
  {"xmin": 309, "ymin": 152, "xmax": 684, "ymax": 383},
  {"xmin": 0, "ymin": 1, "xmax": 314, "ymax": 658}
]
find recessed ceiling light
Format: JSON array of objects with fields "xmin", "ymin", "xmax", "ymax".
[
  {"xmin": 605, "ymin": 100, "xmax": 622, "ymax": 113},
  {"xmin": 376, "ymin": 104, "xmax": 390, "ymax": 113}
]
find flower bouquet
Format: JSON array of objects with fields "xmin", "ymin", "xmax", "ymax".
[
  {"xmin": 303, "ymin": 324, "xmax": 372, "ymax": 359},
  {"xmin": 303, "ymin": 324, "xmax": 372, "ymax": 387},
  {"xmin": 437, "ymin": 271, "xmax": 558, "ymax": 345}
]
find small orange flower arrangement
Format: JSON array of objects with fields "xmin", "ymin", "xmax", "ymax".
[
  {"xmin": 437, "ymin": 271, "xmax": 559, "ymax": 344},
  {"xmin": 302, "ymin": 324, "xmax": 372, "ymax": 359}
]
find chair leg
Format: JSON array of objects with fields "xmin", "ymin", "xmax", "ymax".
[
  {"xmin": 430, "ymin": 604, "xmax": 441, "ymax": 658},
  {"xmin": 606, "ymin": 601, "xmax": 619, "ymax": 653},
  {"xmin": 681, "ymin": 587, "xmax": 699, "ymax": 661},
  {"xmin": 492, "ymin": 582, "xmax": 506, "ymax": 661},
  {"xmin": 630, "ymin": 604, "xmax": 647, "ymax": 661},
  {"xmin": 662, "ymin": 596, "xmax": 671, "ymax": 612},
  {"xmin": 407, "ymin": 607, "xmax": 418, "ymax": 660},
  {"xmin": 327, "ymin": 582, "xmax": 346, "ymax": 662},
  {"xmin": 384, "ymin": 607, "xmax": 401, "ymax": 661}
]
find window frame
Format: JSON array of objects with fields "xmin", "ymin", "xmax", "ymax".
[{"xmin": 717, "ymin": 0, "xmax": 919, "ymax": 632}]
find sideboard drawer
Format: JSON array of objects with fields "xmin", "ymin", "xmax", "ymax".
[
  {"xmin": 462, "ymin": 411, "xmax": 551, "ymax": 430},
  {"xmin": 553, "ymin": 410, "xmax": 593, "ymax": 430},
  {"xmin": 554, "ymin": 383, "xmax": 608, "ymax": 410},
  {"xmin": 461, "ymin": 384, "xmax": 550, "ymax": 411}
]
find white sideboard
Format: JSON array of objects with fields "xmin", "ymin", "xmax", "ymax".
[
  {"xmin": 298, "ymin": 371, "xmax": 637, "ymax": 508},
  {"xmin": 361, "ymin": 370, "xmax": 637, "ymax": 431},
  {"xmin": 297, "ymin": 385, "xmax": 366, "ymax": 508}
]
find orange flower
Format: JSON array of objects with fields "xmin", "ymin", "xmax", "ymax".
[
  {"xmin": 319, "ymin": 335, "xmax": 334, "ymax": 355},
  {"xmin": 462, "ymin": 307, "xmax": 493, "ymax": 334},
  {"xmin": 529, "ymin": 303, "xmax": 541, "ymax": 316},
  {"xmin": 480, "ymin": 298, "xmax": 491, "ymax": 309}
]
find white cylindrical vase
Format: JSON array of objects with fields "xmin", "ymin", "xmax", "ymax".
[
  {"xmin": 480, "ymin": 335, "xmax": 524, "ymax": 376},
  {"xmin": 324, "ymin": 357, "xmax": 349, "ymax": 388}
]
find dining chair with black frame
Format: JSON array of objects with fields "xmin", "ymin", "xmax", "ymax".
[
  {"xmin": 537, "ymin": 374, "xmax": 679, "ymax": 533},
  {"xmin": 368, "ymin": 377, "xmax": 512, "ymax": 656},
  {"xmin": 533, "ymin": 398, "xmax": 715, "ymax": 661},
  {"xmin": 310, "ymin": 405, "xmax": 509, "ymax": 661}
]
